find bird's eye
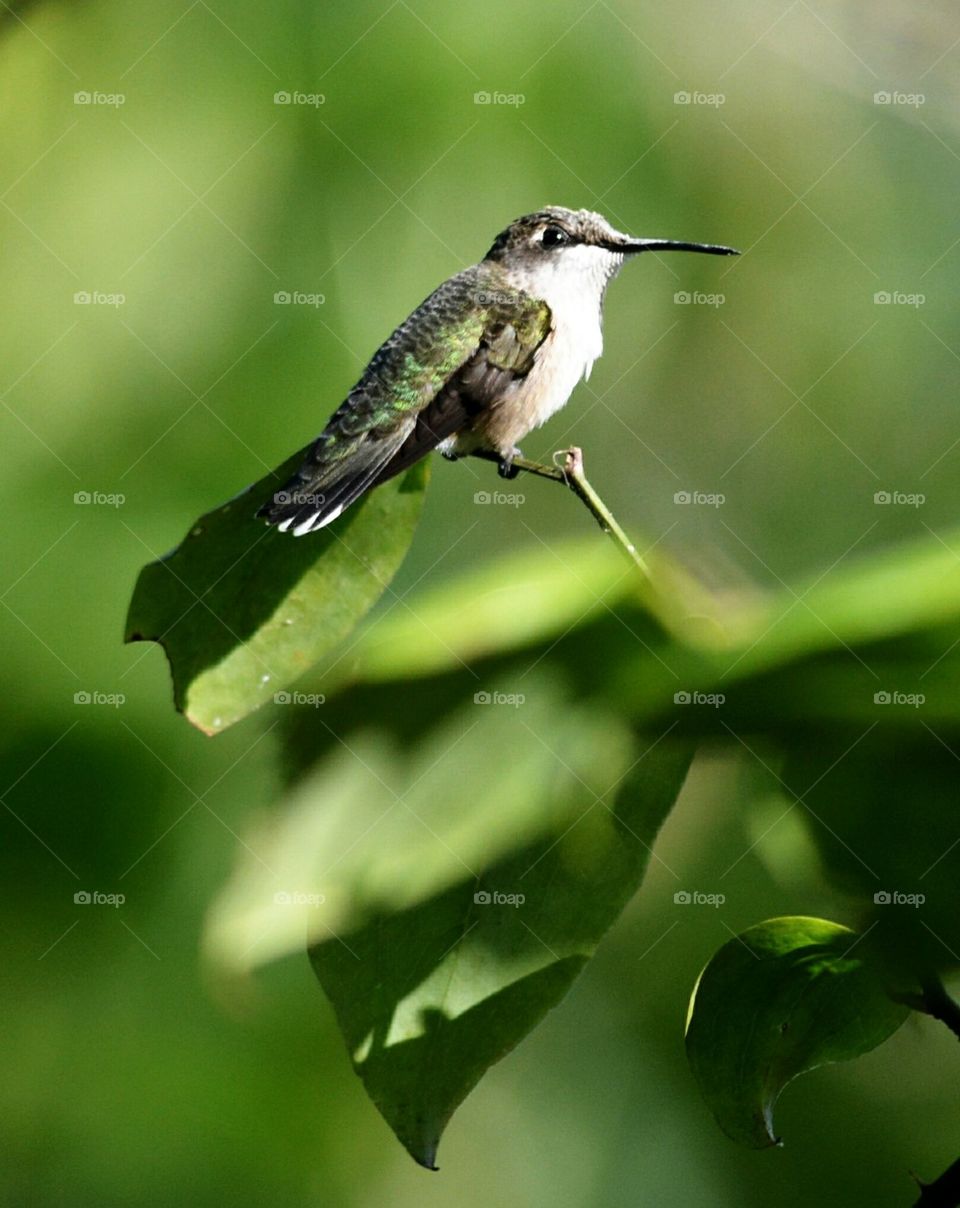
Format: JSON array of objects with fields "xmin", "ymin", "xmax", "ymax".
[{"xmin": 540, "ymin": 226, "xmax": 569, "ymax": 248}]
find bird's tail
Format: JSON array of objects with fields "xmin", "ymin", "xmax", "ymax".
[
  {"xmin": 259, "ymin": 397, "xmax": 467, "ymax": 536},
  {"xmin": 257, "ymin": 435, "xmax": 403, "ymax": 536}
]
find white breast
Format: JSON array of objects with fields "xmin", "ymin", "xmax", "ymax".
[
  {"xmin": 523, "ymin": 265, "xmax": 605, "ymax": 429},
  {"xmin": 449, "ymin": 241, "xmax": 622, "ymax": 456}
]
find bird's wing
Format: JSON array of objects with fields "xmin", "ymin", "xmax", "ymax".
[{"xmin": 259, "ymin": 270, "xmax": 551, "ymax": 535}]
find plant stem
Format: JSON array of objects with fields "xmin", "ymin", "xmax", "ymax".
[
  {"xmin": 920, "ymin": 973, "xmax": 960, "ymax": 1041},
  {"xmin": 895, "ymin": 975, "xmax": 960, "ymax": 1205},
  {"xmin": 470, "ymin": 446, "xmax": 649, "ymax": 575}
]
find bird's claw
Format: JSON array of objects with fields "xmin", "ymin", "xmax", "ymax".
[{"xmin": 497, "ymin": 448, "xmax": 522, "ymax": 479}]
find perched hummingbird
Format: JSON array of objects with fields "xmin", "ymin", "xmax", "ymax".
[{"xmin": 259, "ymin": 206, "xmax": 738, "ymax": 535}]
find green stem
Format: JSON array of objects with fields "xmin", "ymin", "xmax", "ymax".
[
  {"xmin": 919, "ymin": 972, "xmax": 960, "ymax": 1041},
  {"xmin": 903, "ymin": 975, "xmax": 960, "ymax": 1206},
  {"xmin": 470, "ymin": 446, "xmax": 649, "ymax": 575}
]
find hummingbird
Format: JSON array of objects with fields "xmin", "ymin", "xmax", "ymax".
[{"xmin": 259, "ymin": 206, "xmax": 738, "ymax": 535}]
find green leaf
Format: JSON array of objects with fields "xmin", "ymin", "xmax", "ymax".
[
  {"xmin": 345, "ymin": 536, "xmax": 638, "ymax": 683},
  {"xmin": 334, "ymin": 523, "xmax": 960, "ymax": 739},
  {"xmin": 124, "ymin": 456, "xmax": 428, "ymax": 734},
  {"xmin": 685, "ymin": 916, "xmax": 908, "ymax": 1148},
  {"xmin": 309, "ymin": 735, "xmax": 692, "ymax": 1168},
  {"xmin": 203, "ymin": 675, "xmax": 636, "ymax": 971}
]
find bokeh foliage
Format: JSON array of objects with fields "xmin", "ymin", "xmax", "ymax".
[{"xmin": 4, "ymin": 0, "xmax": 960, "ymax": 1204}]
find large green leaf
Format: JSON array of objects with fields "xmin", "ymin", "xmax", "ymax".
[
  {"xmin": 309, "ymin": 736, "xmax": 693, "ymax": 1168},
  {"xmin": 342, "ymin": 536, "xmax": 637, "ymax": 683},
  {"xmin": 337, "ymin": 524, "xmax": 960, "ymax": 737},
  {"xmin": 124, "ymin": 457, "xmax": 428, "ymax": 734},
  {"xmin": 203, "ymin": 676, "xmax": 636, "ymax": 968},
  {"xmin": 685, "ymin": 916, "xmax": 908, "ymax": 1148}
]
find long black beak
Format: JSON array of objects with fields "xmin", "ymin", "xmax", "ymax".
[{"xmin": 604, "ymin": 237, "xmax": 740, "ymax": 257}]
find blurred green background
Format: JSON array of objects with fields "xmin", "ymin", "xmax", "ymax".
[{"xmin": 3, "ymin": 0, "xmax": 959, "ymax": 1203}]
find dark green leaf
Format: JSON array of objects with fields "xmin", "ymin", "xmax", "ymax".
[
  {"xmin": 309, "ymin": 736, "xmax": 692, "ymax": 1168},
  {"xmin": 685, "ymin": 916, "xmax": 908, "ymax": 1148},
  {"xmin": 781, "ymin": 735, "xmax": 960, "ymax": 977},
  {"xmin": 124, "ymin": 457, "xmax": 428, "ymax": 734}
]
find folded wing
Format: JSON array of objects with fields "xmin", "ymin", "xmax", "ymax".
[{"xmin": 258, "ymin": 271, "xmax": 551, "ymax": 535}]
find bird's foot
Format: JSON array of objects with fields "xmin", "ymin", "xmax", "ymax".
[
  {"xmin": 441, "ymin": 449, "xmax": 460, "ymax": 462},
  {"xmin": 497, "ymin": 447, "xmax": 523, "ymax": 479}
]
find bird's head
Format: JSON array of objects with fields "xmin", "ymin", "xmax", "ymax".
[{"xmin": 484, "ymin": 206, "xmax": 739, "ymax": 295}]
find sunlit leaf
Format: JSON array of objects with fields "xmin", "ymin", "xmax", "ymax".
[{"xmin": 203, "ymin": 676, "xmax": 636, "ymax": 971}]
